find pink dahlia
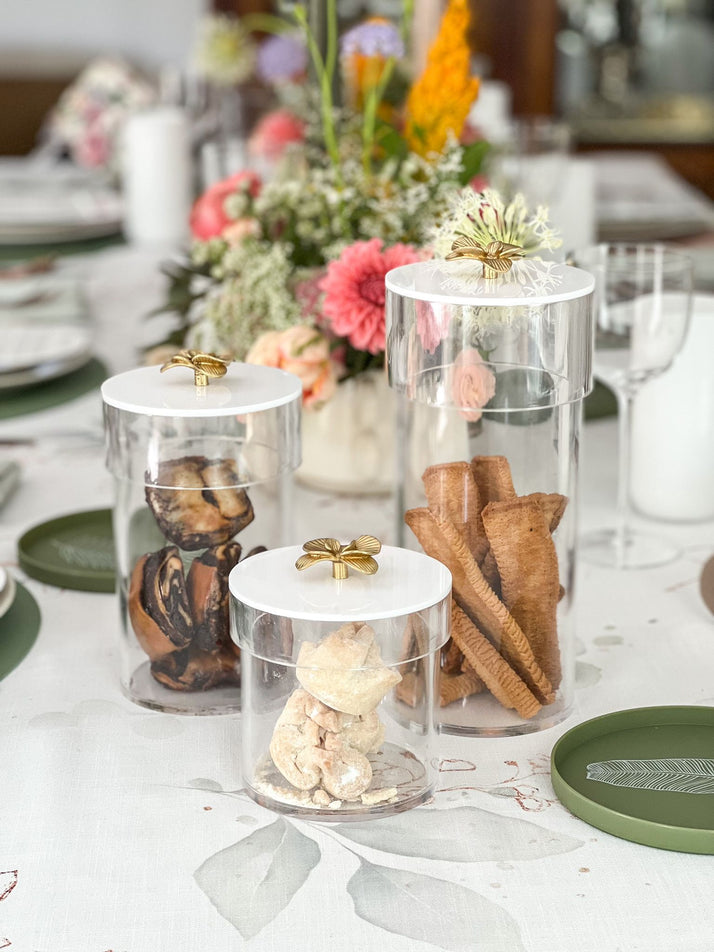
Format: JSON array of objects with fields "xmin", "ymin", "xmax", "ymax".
[{"xmin": 320, "ymin": 239, "xmax": 421, "ymax": 355}]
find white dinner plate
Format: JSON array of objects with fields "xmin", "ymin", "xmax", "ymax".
[
  {"xmin": 0, "ymin": 321, "xmax": 93, "ymax": 389},
  {"xmin": 0, "ymin": 161, "xmax": 122, "ymax": 244}
]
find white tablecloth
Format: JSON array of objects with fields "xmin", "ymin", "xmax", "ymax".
[{"xmin": 0, "ymin": 247, "xmax": 713, "ymax": 952}]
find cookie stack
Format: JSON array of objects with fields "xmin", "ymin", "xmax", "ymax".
[{"xmin": 402, "ymin": 455, "xmax": 565, "ymax": 720}]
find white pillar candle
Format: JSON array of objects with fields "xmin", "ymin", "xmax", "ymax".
[
  {"xmin": 121, "ymin": 106, "xmax": 192, "ymax": 248},
  {"xmin": 629, "ymin": 294, "xmax": 714, "ymax": 522}
]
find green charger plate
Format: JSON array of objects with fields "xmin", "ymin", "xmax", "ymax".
[
  {"xmin": 0, "ymin": 581, "xmax": 41, "ymax": 679},
  {"xmin": 0, "ymin": 358, "xmax": 108, "ymax": 420},
  {"xmin": 551, "ymin": 706, "xmax": 714, "ymax": 854},
  {"xmin": 18, "ymin": 508, "xmax": 115, "ymax": 593}
]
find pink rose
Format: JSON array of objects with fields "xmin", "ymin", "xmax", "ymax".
[
  {"xmin": 452, "ymin": 349, "xmax": 496, "ymax": 422},
  {"xmin": 246, "ymin": 325, "xmax": 339, "ymax": 408},
  {"xmin": 248, "ymin": 109, "xmax": 305, "ymax": 162},
  {"xmin": 416, "ymin": 300, "xmax": 452, "ymax": 354},
  {"xmin": 189, "ymin": 171, "xmax": 261, "ymax": 241}
]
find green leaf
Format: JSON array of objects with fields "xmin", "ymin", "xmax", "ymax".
[
  {"xmin": 337, "ymin": 805, "xmax": 583, "ymax": 861},
  {"xmin": 458, "ymin": 140, "xmax": 490, "ymax": 186},
  {"xmin": 194, "ymin": 818, "xmax": 321, "ymax": 939},
  {"xmin": 347, "ymin": 858, "xmax": 525, "ymax": 952}
]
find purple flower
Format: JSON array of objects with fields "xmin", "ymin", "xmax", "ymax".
[
  {"xmin": 256, "ymin": 34, "xmax": 308, "ymax": 84},
  {"xmin": 340, "ymin": 21, "xmax": 405, "ymax": 59}
]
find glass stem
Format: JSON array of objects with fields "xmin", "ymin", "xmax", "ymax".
[{"xmin": 614, "ymin": 386, "xmax": 636, "ymax": 568}]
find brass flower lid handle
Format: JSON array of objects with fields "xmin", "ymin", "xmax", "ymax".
[
  {"xmin": 295, "ymin": 535, "xmax": 382, "ymax": 580},
  {"xmin": 446, "ymin": 237, "xmax": 525, "ymax": 275},
  {"xmin": 160, "ymin": 350, "xmax": 232, "ymax": 387}
]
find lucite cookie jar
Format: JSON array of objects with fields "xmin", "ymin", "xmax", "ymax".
[
  {"xmin": 386, "ymin": 259, "xmax": 594, "ymax": 736},
  {"xmin": 101, "ymin": 354, "xmax": 301, "ymax": 713},
  {"xmin": 229, "ymin": 536, "xmax": 451, "ymax": 819}
]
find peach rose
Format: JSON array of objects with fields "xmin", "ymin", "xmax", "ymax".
[
  {"xmin": 452, "ymin": 348, "xmax": 496, "ymax": 422},
  {"xmin": 222, "ymin": 217, "xmax": 260, "ymax": 246},
  {"xmin": 246, "ymin": 325, "xmax": 339, "ymax": 409},
  {"xmin": 189, "ymin": 171, "xmax": 261, "ymax": 241}
]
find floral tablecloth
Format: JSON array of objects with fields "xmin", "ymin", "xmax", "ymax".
[{"xmin": 0, "ymin": 246, "xmax": 712, "ymax": 952}]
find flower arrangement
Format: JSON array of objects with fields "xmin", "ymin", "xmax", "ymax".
[
  {"xmin": 43, "ymin": 57, "xmax": 155, "ymax": 170},
  {"xmin": 153, "ymin": 0, "xmax": 489, "ymax": 408}
]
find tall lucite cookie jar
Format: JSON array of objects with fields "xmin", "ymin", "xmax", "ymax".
[
  {"xmin": 386, "ymin": 260, "xmax": 594, "ymax": 736},
  {"xmin": 101, "ymin": 356, "xmax": 301, "ymax": 713},
  {"xmin": 229, "ymin": 537, "xmax": 451, "ymax": 819}
]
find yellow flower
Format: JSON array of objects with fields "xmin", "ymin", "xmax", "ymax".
[{"xmin": 405, "ymin": 0, "xmax": 479, "ymax": 157}]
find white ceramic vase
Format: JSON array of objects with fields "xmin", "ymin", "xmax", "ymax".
[{"xmin": 297, "ymin": 369, "xmax": 395, "ymax": 494}]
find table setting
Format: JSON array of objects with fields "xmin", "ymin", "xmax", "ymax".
[{"xmin": 1, "ymin": 1, "xmax": 713, "ymax": 949}]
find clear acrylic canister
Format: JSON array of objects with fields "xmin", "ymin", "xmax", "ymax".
[
  {"xmin": 229, "ymin": 541, "xmax": 451, "ymax": 819},
  {"xmin": 101, "ymin": 360, "xmax": 302, "ymax": 713},
  {"xmin": 386, "ymin": 260, "xmax": 594, "ymax": 736}
]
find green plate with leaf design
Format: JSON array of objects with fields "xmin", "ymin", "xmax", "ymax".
[
  {"xmin": 551, "ymin": 706, "xmax": 714, "ymax": 854},
  {"xmin": 18, "ymin": 508, "xmax": 115, "ymax": 592}
]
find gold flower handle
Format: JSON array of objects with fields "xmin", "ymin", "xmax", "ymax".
[
  {"xmin": 295, "ymin": 535, "xmax": 382, "ymax": 580},
  {"xmin": 160, "ymin": 350, "xmax": 232, "ymax": 387}
]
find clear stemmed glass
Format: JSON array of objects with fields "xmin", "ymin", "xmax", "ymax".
[
  {"xmin": 487, "ymin": 116, "xmax": 572, "ymax": 208},
  {"xmin": 571, "ymin": 243, "xmax": 693, "ymax": 569}
]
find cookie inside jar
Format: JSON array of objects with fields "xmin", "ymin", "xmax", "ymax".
[
  {"xmin": 127, "ymin": 454, "xmax": 271, "ymax": 696},
  {"xmin": 230, "ymin": 544, "xmax": 451, "ymax": 819},
  {"xmin": 102, "ymin": 361, "xmax": 302, "ymax": 714}
]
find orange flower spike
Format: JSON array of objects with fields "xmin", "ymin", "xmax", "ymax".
[{"xmin": 405, "ymin": 0, "xmax": 479, "ymax": 157}]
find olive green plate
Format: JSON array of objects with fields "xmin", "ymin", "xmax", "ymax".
[
  {"xmin": 0, "ymin": 580, "xmax": 41, "ymax": 679},
  {"xmin": 0, "ymin": 357, "xmax": 108, "ymax": 420},
  {"xmin": 551, "ymin": 706, "xmax": 714, "ymax": 854},
  {"xmin": 18, "ymin": 508, "xmax": 115, "ymax": 593}
]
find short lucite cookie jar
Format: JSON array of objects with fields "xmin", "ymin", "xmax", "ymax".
[
  {"xmin": 101, "ymin": 355, "xmax": 302, "ymax": 713},
  {"xmin": 386, "ymin": 259, "xmax": 594, "ymax": 736},
  {"xmin": 229, "ymin": 537, "xmax": 451, "ymax": 819}
]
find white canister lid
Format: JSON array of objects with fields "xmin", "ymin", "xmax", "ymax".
[
  {"xmin": 101, "ymin": 362, "xmax": 302, "ymax": 417},
  {"xmin": 386, "ymin": 261, "xmax": 594, "ymax": 307},
  {"xmin": 229, "ymin": 544, "xmax": 452, "ymax": 622}
]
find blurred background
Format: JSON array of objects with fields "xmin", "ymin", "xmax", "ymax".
[{"xmin": 1, "ymin": 0, "xmax": 712, "ymax": 197}]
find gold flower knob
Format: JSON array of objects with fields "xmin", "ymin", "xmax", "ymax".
[
  {"xmin": 446, "ymin": 237, "xmax": 525, "ymax": 275},
  {"xmin": 295, "ymin": 535, "xmax": 382, "ymax": 580},
  {"xmin": 160, "ymin": 350, "xmax": 232, "ymax": 387}
]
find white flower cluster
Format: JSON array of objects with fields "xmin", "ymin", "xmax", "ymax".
[{"xmin": 187, "ymin": 140, "xmax": 471, "ymax": 356}]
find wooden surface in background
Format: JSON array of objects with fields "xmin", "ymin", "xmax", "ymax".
[
  {"xmin": 469, "ymin": 0, "xmax": 559, "ymax": 116},
  {"xmin": 0, "ymin": 78, "xmax": 69, "ymax": 154}
]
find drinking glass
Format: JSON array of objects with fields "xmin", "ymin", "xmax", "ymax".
[
  {"xmin": 487, "ymin": 116, "xmax": 571, "ymax": 207},
  {"xmin": 571, "ymin": 244, "xmax": 693, "ymax": 569}
]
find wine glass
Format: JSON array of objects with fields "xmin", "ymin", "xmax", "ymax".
[
  {"xmin": 571, "ymin": 243, "xmax": 693, "ymax": 569},
  {"xmin": 487, "ymin": 116, "xmax": 572, "ymax": 208}
]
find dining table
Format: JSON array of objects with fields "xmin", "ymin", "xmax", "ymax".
[{"xmin": 1, "ymin": 177, "xmax": 713, "ymax": 951}]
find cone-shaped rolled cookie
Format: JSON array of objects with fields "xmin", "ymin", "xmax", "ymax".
[
  {"xmin": 468, "ymin": 455, "xmax": 516, "ymax": 591},
  {"xmin": 405, "ymin": 507, "xmax": 554, "ymax": 704},
  {"xmin": 469, "ymin": 455, "xmax": 517, "ymax": 505},
  {"xmin": 439, "ymin": 669, "xmax": 485, "ymax": 707},
  {"xmin": 481, "ymin": 497, "xmax": 562, "ymax": 688},
  {"xmin": 523, "ymin": 491, "xmax": 568, "ymax": 533},
  {"xmin": 450, "ymin": 604, "xmax": 541, "ymax": 718},
  {"xmin": 441, "ymin": 636, "xmax": 465, "ymax": 674},
  {"xmin": 422, "ymin": 462, "xmax": 487, "ymax": 562},
  {"xmin": 396, "ymin": 671, "xmax": 423, "ymax": 707}
]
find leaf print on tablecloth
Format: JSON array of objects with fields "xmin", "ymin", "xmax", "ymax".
[
  {"xmin": 347, "ymin": 858, "xmax": 525, "ymax": 952},
  {"xmin": 194, "ymin": 817, "xmax": 320, "ymax": 939},
  {"xmin": 0, "ymin": 871, "xmax": 17, "ymax": 902},
  {"xmin": 337, "ymin": 806, "xmax": 583, "ymax": 861},
  {"xmin": 586, "ymin": 758, "xmax": 714, "ymax": 794}
]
